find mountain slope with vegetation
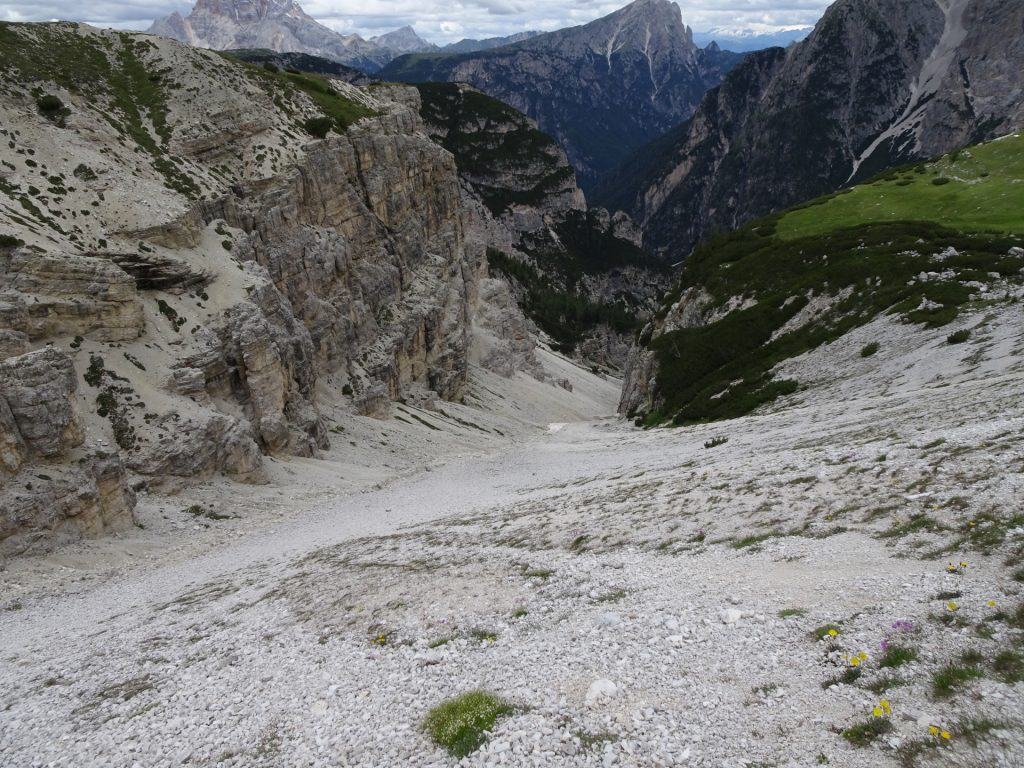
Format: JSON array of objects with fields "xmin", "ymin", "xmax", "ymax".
[
  {"xmin": 595, "ymin": 0, "xmax": 1024, "ymax": 260},
  {"xmin": 621, "ymin": 133, "xmax": 1024, "ymax": 424}
]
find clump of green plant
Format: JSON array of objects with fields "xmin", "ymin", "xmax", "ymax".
[
  {"xmin": 84, "ymin": 354, "xmax": 105, "ymax": 387},
  {"xmin": 73, "ymin": 163, "xmax": 97, "ymax": 181},
  {"xmin": 704, "ymin": 435, "xmax": 728, "ymax": 449},
  {"xmin": 992, "ymin": 650, "xmax": 1024, "ymax": 684},
  {"xmin": 931, "ymin": 652, "xmax": 984, "ymax": 699},
  {"xmin": 778, "ymin": 607, "xmax": 807, "ymax": 618},
  {"xmin": 423, "ymin": 690, "xmax": 512, "ymax": 757},
  {"xmin": 36, "ymin": 93, "xmax": 69, "ymax": 125},
  {"xmin": 947, "ymin": 329, "xmax": 971, "ymax": 344},
  {"xmin": 842, "ymin": 716, "xmax": 893, "ymax": 747},
  {"xmin": 0, "ymin": 234, "xmax": 24, "ymax": 248},
  {"xmin": 184, "ymin": 504, "xmax": 231, "ymax": 521},
  {"xmin": 879, "ymin": 645, "xmax": 918, "ymax": 669},
  {"xmin": 156, "ymin": 299, "xmax": 186, "ymax": 331},
  {"xmin": 860, "ymin": 341, "xmax": 879, "ymax": 357},
  {"xmin": 812, "ymin": 624, "xmax": 841, "ymax": 641},
  {"xmin": 303, "ymin": 116, "xmax": 334, "ymax": 138}
]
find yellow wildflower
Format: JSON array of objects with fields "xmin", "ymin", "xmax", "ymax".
[
  {"xmin": 828, "ymin": 628, "xmax": 838, "ymax": 637},
  {"xmin": 987, "ymin": 600, "xmax": 997, "ymax": 608},
  {"xmin": 941, "ymin": 730, "xmax": 952, "ymax": 740},
  {"xmin": 880, "ymin": 699, "xmax": 892, "ymax": 715},
  {"xmin": 947, "ymin": 601, "xmax": 958, "ymax": 611},
  {"xmin": 929, "ymin": 725, "xmax": 940, "ymax": 736},
  {"xmin": 872, "ymin": 706, "xmax": 884, "ymax": 717},
  {"xmin": 850, "ymin": 656, "xmax": 861, "ymax": 667},
  {"xmin": 858, "ymin": 651, "xmax": 868, "ymax": 661},
  {"xmin": 960, "ymin": 561, "xmax": 969, "ymax": 569}
]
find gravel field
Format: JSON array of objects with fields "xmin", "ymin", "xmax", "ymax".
[{"xmin": 2, "ymin": 307, "xmax": 1023, "ymax": 768}]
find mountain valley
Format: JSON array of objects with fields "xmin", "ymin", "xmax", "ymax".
[{"xmin": 1, "ymin": 0, "xmax": 1023, "ymax": 766}]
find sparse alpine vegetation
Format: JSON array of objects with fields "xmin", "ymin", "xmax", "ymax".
[{"xmin": 628, "ymin": 135, "xmax": 1024, "ymax": 426}]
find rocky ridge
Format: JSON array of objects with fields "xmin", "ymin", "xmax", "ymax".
[
  {"xmin": 380, "ymin": 0, "xmax": 742, "ymax": 189},
  {"xmin": 0, "ymin": 23, "xmax": 553, "ymax": 553},
  {"xmin": 595, "ymin": 0, "xmax": 1024, "ymax": 259},
  {"xmin": 150, "ymin": 0, "xmax": 419, "ymax": 72}
]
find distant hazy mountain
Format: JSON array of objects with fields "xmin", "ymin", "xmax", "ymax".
[
  {"xmin": 380, "ymin": 0, "xmax": 742, "ymax": 190},
  {"xmin": 150, "ymin": 0, "xmax": 405, "ymax": 71},
  {"xmin": 441, "ymin": 31, "xmax": 543, "ymax": 53},
  {"xmin": 593, "ymin": 0, "xmax": 1024, "ymax": 259},
  {"xmin": 370, "ymin": 25, "xmax": 438, "ymax": 55},
  {"xmin": 691, "ymin": 27, "xmax": 811, "ymax": 52}
]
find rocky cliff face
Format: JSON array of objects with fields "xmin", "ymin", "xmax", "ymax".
[
  {"xmin": 413, "ymin": 82, "xmax": 668, "ymax": 369},
  {"xmin": 597, "ymin": 0, "xmax": 1024, "ymax": 259},
  {"xmin": 380, "ymin": 0, "xmax": 742, "ymax": 189},
  {"xmin": 0, "ymin": 23, "xmax": 534, "ymax": 552},
  {"xmin": 150, "ymin": 0, "xmax": 394, "ymax": 72}
]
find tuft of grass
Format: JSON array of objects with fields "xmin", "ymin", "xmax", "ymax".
[
  {"xmin": 946, "ymin": 329, "xmax": 971, "ymax": 344},
  {"xmin": 879, "ymin": 645, "xmax": 918, "ymax": 669},
  {"xmin": 842, "ymin": 717, "xmax": 893, "ymax": 747},
  {"xmin": 811, "ymin": 623, "xmax": 841, "ymax": 641},
  {"xmin": 423, "ymin": 690, "xmax": 512, "ymax": 758},
  {"xmin": 864, "ymin": 675, "xmax": 908, "ymax": 694},
  {"xmin": 778, "ymin": 607, "xmax": 807, "ymax": 618},
  {"xmin": 931, "ymin": 658, "xmax": 983, "ymax": 699},
  {"xmin": 992, "ymin": 650, "xmax": 1024, "ymax": 684},
  {"xmin": 822, "ymin": 667, "xmax": 862, "ymax": 688}
]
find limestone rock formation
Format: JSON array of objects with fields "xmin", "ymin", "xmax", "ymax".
[
  {"xmin": 0, "ymin": 348, "xmax": 83, "ymax": 459},
  {"xmin": 0, "ymin": 251, "xmax": 144, "ymax": 342},
  {"xmin": 0, "ymin": 24, "xmax": 554, "ymax": 551},
  {"xmin": 0, "ymin": 348, "xmax": 137, "ymax": 552}
]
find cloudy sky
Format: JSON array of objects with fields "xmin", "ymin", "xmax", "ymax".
[{"xmin": 0, "ymin": 0, "xmax": 832, "ymax": 44}]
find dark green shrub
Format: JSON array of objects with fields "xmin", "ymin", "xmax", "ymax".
[
  {"xmin": 860, "ymin": 341, "xmax": 879, "ymax": 357},
  {"xmin": 947, "ymin": 329, "xmax": 971, "ymax": 344},
  {"xmin": 303, "ymin": 116, "xmax": 334, "ymax": 138}
]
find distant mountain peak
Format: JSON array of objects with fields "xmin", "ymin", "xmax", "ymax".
[
  {"xmin": 370, "ymin": 25, "xmax": 438, "ymax": 54},
  {"xmin": 148, "ymin": 0, "xmax": 395, "ymax": 72}
]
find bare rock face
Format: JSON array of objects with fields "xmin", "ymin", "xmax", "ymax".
[
  {"xmin": 0, "ymin": 456, "xmax": 136, "ymax": 557},
  {"xmin": 127, "ymin": 412, "xmax": 265, "ymax": 486},
  {"xmin": 0, "ymin": 348, "xmax": 83, "ymax": 459},
  {"xmin": 0, "ymin": 251, "xmax": 144, "ymax": 342},
  {"xmin": 0, "ymin": 394, "xmax": 26, "ymax": 477},
  {"xmin": 200, "ymin": 102, "xmax": 473, "ymax": 410},
  {"xmin": 0, "ymin": 349, "xmax": 137, "ymax": 553}
]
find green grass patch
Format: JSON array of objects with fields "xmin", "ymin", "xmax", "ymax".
[
  {"xmin": 878, "ymin": 645, "xmax": 917, "ymax": 669},
  {"xmin": 778, "ymin": 607, "xmax": 807, "ymax": 618},
  {"xmin": 776, "ymin": 135, "xmax": 1024, "ymax": 239},
  {"xmin": 931, "ymin": 658, "xmax": 983, "ymax": 699},
  {"xmin": 842, "ymin": 717, "xmax": 893, "ymax": 747},
  {"xmin": 423, "ymin": 690, "xmax": 512, "ymax": 758}
]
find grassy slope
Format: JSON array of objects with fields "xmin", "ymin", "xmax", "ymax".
[
  {"xmin": 640, "ymin": 135, "xmax": 1024, "ymax": 426},
  {"xmin": 779, "ymin": 134, "xmax": 1024, "ymax": 239}
]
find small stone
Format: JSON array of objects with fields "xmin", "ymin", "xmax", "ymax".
[
  {"xmin": 719, "ymin": 608, "xmax": 742, "ymax": 625},
  {"xmin": 586, "ymin": 679, "xmax": 618, "ymax": 707}
]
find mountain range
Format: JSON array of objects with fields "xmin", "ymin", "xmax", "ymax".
[
  {"xmin": 380, "ymin": 0, "xmax": 742, "ymax": 190},
  {"xmin": 594, "ymin": 0, "xmax": 1024, "ymax": 259}
]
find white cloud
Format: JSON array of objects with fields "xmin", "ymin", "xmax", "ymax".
[{"xmin": 0, "ymin": 0, "xmax": 832, "ymax": 44}]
